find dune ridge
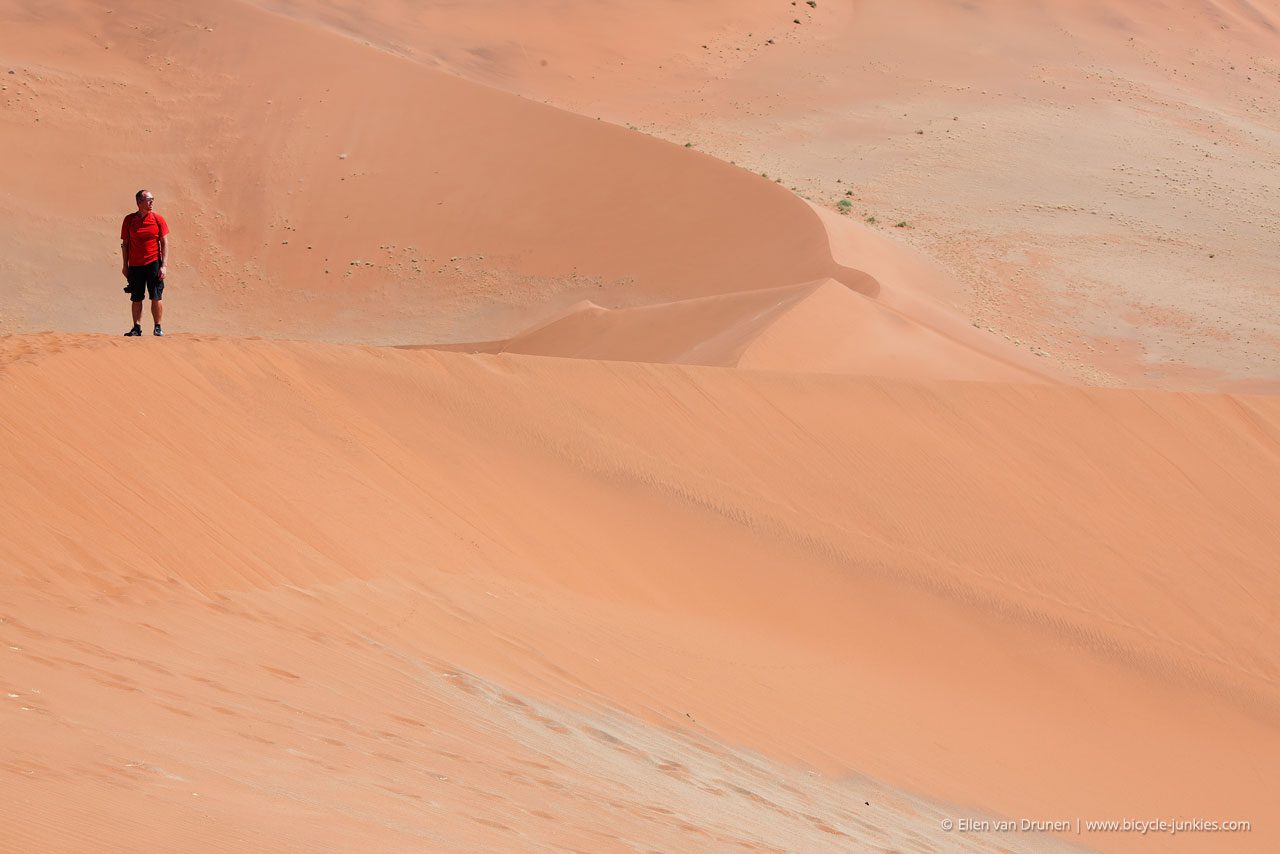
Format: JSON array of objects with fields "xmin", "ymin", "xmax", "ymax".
[{"xmin": 420, "ymin": 279, "xmax": 1053, "ymax": 383}]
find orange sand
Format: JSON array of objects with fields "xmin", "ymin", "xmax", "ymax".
[{"xmin": 2, "ymin": 1, "xmax": 1278, "ymax": 852}]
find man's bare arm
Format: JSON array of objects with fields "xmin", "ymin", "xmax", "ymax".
[
  {"xmin": 121, "ymin": 240, "xmax": 129, "ymax": 277},
  {"xmin": 158, "ymin": 235, "xmax": 168, "ymax": 279}
]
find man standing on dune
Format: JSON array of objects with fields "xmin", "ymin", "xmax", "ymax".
[{"xmin": 121, "ymin": 189, "xmax": 169, "ymax": 336}]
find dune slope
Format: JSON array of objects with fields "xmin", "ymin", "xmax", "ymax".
[
  {"xmin": 2, "ymin": 335, "xmax": 1278, "ymax": 851},
  {"xmin": 0, "ymin": 0, "xmax": 836, "ymax": 343}
]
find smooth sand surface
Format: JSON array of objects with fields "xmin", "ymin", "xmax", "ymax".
[
  {"xmin": 2, "ymin": 0, "xmax": 1279, "ymax": 851},
  {"xmin": 3, "ymin": 335, "xmax": 1279, "ymax": 851}
]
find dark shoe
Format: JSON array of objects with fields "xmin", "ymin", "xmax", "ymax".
[
  {"xmin": 153, "ymin": 325, "xmax": 164, "ymax": 337},
  {"xmin": 124, "ymin": 326, "xmax": 142, "ymax": 337}
]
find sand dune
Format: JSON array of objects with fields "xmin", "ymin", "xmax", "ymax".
[
  {"xmin": 3, "ymin": 335, "xmax": 1279, "ymax": 850},
  {"xmin": 0, "ymin": 0, "xmax": 1062, "ymax": 385},
  {"xmin": 302, "ymin": 0, "xmax": 1280, "ymax": 388},
  {"xmin": 3, "ymin": 0, "xmax": 1279, "ymax": 851}
]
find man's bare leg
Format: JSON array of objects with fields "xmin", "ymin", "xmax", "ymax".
[
  {"xmin": 131, "ymin": 301, "xmax": 143, "ymax": 325},
  {"xmin": 151, "ymin": 299, "xmax": 163, "ymax": 325}
]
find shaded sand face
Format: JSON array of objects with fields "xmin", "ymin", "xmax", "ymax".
[{"xmin": 2, "ymin": 1, "xmax": 1279, "ymax": 853}]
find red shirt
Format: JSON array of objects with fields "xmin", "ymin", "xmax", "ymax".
[{"xmin": 121, "ymin": 211, "xmax": 169, "ymax": 266}]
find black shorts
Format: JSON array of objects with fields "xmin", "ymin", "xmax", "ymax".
[{"xmin": 126, "ymin": 262, "xmax": 164, "ymax": 302}]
